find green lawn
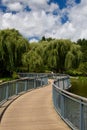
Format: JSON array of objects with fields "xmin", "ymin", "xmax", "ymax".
[{"xmin": 0, "ymin": 77, "xmax": 13, "ymax": 83}]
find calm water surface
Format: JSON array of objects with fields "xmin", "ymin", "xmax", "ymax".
[{"xmin": 68, "ymin": 77, "xmax": 87, "ymax": 98}]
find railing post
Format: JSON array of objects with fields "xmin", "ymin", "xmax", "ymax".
[
  {"xmin": 47, "ymin": 76, "xmax": 48, "ymax": 85},
  {"xmin": 58, "ymin": 79, "xmax": 59, "ymax": 87},
  {"xmin": 24, "ymin": 80, "xmax": 27, "ymax": 91},
  {"xmin": 41, "ymin": 77, "xmax": 43, "ymax": 86},
  {"xmin": 63, "ymin": 79, "xmax": 64, "ymax": 89},
  {"xmin": 67, "ymin": 78, "xmax": 69, "ymax": 88},
  {"xmin": 52, "ymin": 85, "xmax": 56, "ymax": 108},
  {"xmin": 61, "ymin": 92, "xmax": 64, "ymax": 118},
  {"xmin": 34, "ymin": 78, "xmax": 36, "ymax": 88},
  {"xmin": 44, "ymin": 76, "xmax": 48, "ymax": 85},
  {"xmin": 6, "ymin": 84, "xmax": 9, "ymax": 100},
  {"xmin": 68, "ymin": 78, "xmax": 71, "ymax": 87},
  {"xmin": 80, "ymin": 100, "xmax": 84, "ymax": 130},
  {"xmin": 16, "ymin": 82, "xmax": 18, "ymax": 95}
]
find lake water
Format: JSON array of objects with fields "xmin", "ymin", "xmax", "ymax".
[{"xmin": 68, "ymin": 77, "xmax": 87, "ymax": 98}]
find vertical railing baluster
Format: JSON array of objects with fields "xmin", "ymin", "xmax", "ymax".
[
  {"xmin": 41, "ymin": 77, "xmax": 43, "ymax": 86},
  {"xmin": 61, "ymin": 92, "xmax": 64, "ymax": 118},
  {"xmin": 6, "ymin": 83, "xmax": 9, "ymax": 100},
  {"xmin": 80, "ymin": 100, "xmax": 84, "ymax": 130},
  {"xmin": 58, "ymin": 79, "xmax": 59, "ymax": 87},
  {"xmin": 25, "ymin": 80, "xmax": 27, "ymax": 91},
  {"xmin": 63, "ymin": 79, "xmax": 64, "ymax": 89},
  {"xmin": 16, "ymin": 82, "xmax": 18, "ymax": 95},
  {"xmin": 34, "ymin": 78, "xmax": 36, "ymax": 88}
]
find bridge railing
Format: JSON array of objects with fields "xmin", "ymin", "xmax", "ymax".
[
  {"xmin": 18, "ymin": 73, "xmax": 47, "ymax": 78},
  {"xmin": 18, "ymin": 72, "xmax": 67, "ymax": 79},
  {"xmin": 52, "ymin": 76, "xmax": 87, "ymax": 130},
  {"xmin": 0, "ymin": 74, "xmax": 48, "ymax": 106}
]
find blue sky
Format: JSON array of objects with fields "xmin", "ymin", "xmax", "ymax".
[
  {"xmin": 0, "ymin": 0, "xmax": 87, "ymax": 42},
  {"xmin": 48, "ymin": 0, "xmax": 81, "ymax": 9}
]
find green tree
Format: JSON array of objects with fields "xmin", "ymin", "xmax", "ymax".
[
  {"xmin": 77, "ymin": 39, "xmax": 87, "ymax": 62},
  {"xmin": 65, "ymin": 44, "xmax": 82, "ymax": 69},
  {"xmin": 0, "ymin": 29, "xmax": 29, "ymax": 77},
  {"xmin": 22, "ymin": 50, "xmax": 43, "ymax": 72},
  {"xmin": 22, "ymin": 39, "xmax": 82, "ymax": 73}
]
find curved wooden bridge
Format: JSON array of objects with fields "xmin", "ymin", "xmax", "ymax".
[{"xmin": 0, "ymin": 80, "xmax": 71, "ymax": 130}]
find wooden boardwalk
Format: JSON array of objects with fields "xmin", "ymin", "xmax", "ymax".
[{"xmin": 0, "ymin": 80, "xmax": 71, "ymax": 130}]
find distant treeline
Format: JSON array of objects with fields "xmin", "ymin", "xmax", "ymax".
[{"xmin": 0, "ymin": 29, "xmax": 87, "ymax": 77}]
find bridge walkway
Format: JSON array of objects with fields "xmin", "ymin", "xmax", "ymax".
[{"xmin": 0, "ymin": 80, "xmax": 71, "ymax": 130}]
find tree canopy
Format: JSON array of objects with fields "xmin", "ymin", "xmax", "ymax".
[
  {"xmin": 0, "ymin": 29, "xmax": 29, "ymax": 77},
  {"xmin": 0, "ymin": 29, "xmax": 86, "ymax": 77},
  {"xmin": 22, "ymin": 39, "xmax": 82, "ymax": 73}
]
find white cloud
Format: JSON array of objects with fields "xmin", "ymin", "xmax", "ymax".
[
  {"xmin": 28, "ymin": 0, "xmax": 49, "ymax": 5},
  {"xmin": 1, "ymin": 0, "xmax": 87, "ymax": 41},
  {"xmin": 1, "ymin": 10, "xmax": 57, "ymax": 38},
  {"xmin": 29, "ymin": 38, "xmax": 38, "ymax": 43},
  {"xmin": 7, "ymin": 2, "xmax": 23, "ymax": 11},
  {"xmin": 2, "ymin": 0, "xmax": 59, "ymax": 13},
  {"xmin": 67, "ymin": 0, "xmax": 87, "ymax": 40}
]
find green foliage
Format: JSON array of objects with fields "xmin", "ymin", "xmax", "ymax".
[
  {"xmin": 42, "ymin": 39, "xmax": 82, "ymax": 72},
  {"xmin": 12, "ymin": 72, "xmax": 20, "ymax": 79},
  {"xmin": 22, "ymin": 51, "xmax": 43, "ymax": 72},
  {"xmin": 77, "ymin": 39, "xmax": 87, "ymax": 75},
  {"xmin": 0, "ymin": 29, "xmax": 29, "ymax": 77},
  {"xmin": 0, "ymin": 29, "xmax": 85, "ymax": 76},
  {"xmin": 40, "ymin": 36, "xmax": 53, "ymax": 42},
  {"xmin": 0, "ymin": 77, "xmax": 13, "ymax": 83},
  {"xmin": 22, "ymin": 39, "xmax": 82, "ymax": 73},
  {"xmin": 66, "ymin": 69, "xmax": 82, "ymax": 76},
  {"xmin": 65, "ymin": 44, "xmax": 82, "ymax": 69},
  {"xmin": 77, "ymin": 39, "xmax": 87, "ymax": 62},
  {"xmin": 78, "ymin": 62, "xmax": 87, "ymax": 75}
]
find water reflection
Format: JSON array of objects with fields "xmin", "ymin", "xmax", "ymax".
[{"xmin": 68, "ymin": 77, "xmax": 87, "ymax": 98}]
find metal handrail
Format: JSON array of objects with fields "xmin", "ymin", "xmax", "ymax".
[
  {"xmin": 0, "ymin": 74, "xmax": 48, "ymax": 106},
  {"xmin": 52, "ymin": 76, "xmax": 87, "ymax": 130}
]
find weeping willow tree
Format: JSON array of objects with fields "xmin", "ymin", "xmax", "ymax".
[
  {"xmin": 22, "ymin": 50, "xmax": 43, "ymax": 72},
  {"xmin": 43, "ymin": 41, "xmax": 58, "ymax": 72},
  {"xmin": 43, "ymin": 39, "xmax": 70, "ymax": 72},
  {"xmin": 0, "ymin": 29, "xmax": 29, "ymax": 76},
  {"xmin": 65, "ymin": 44, "xmax": 82, "ymax": 69},
  {"xmin": 42, "ymin": 39, "xmax": 82, "ymax": 73},
  {"xmin": 22, "ymin": 39, "xmax": 82, "ymax": 73}
]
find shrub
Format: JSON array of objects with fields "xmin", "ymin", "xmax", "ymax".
[
  {"xmin": 66, "ymin": 69, "xmax": 82, "ymax": 76},
  {"xmin": 12, "ymin": 72, "xmax": 20, "ymax": 79}
]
